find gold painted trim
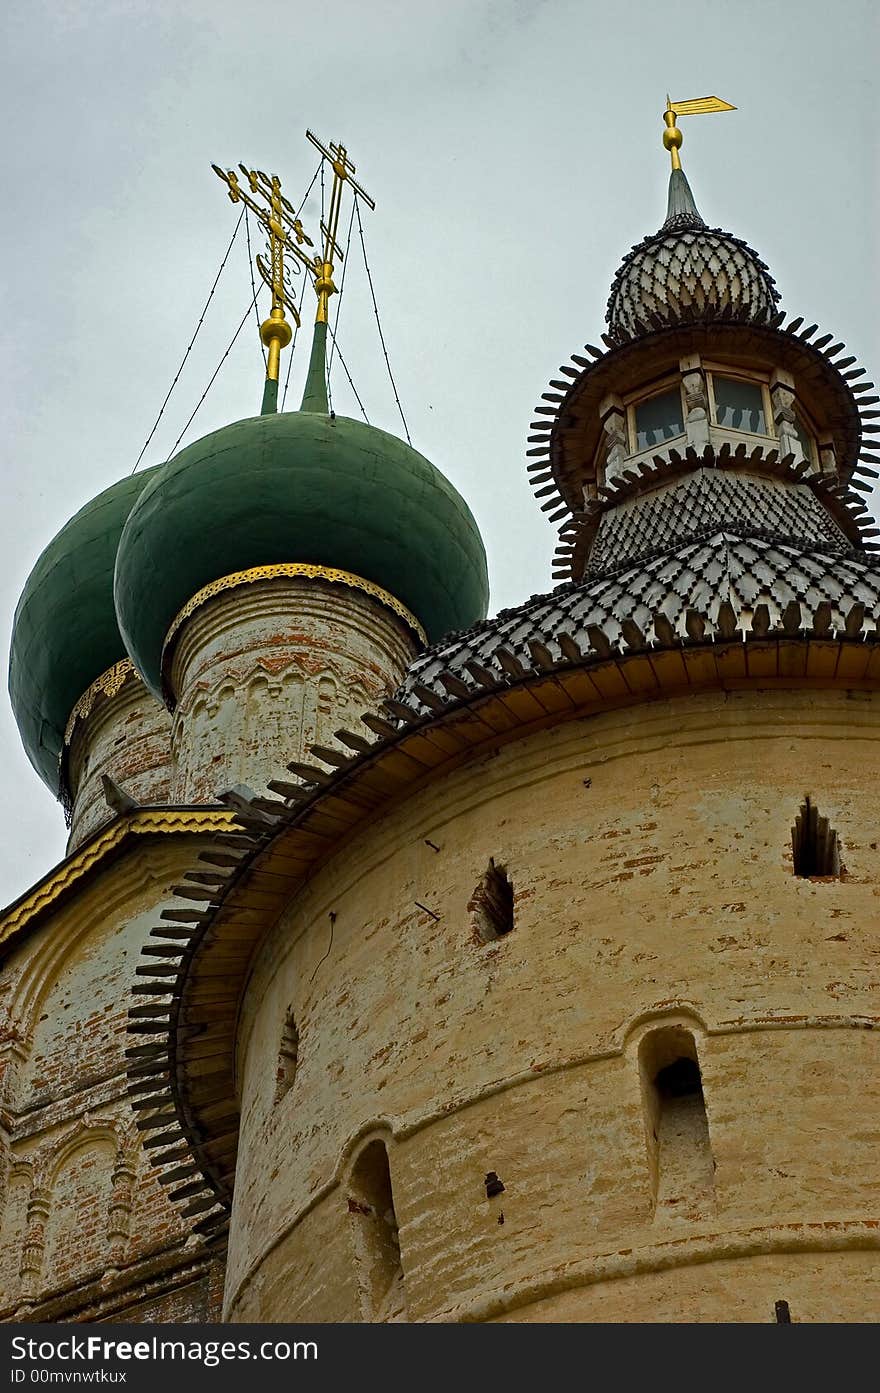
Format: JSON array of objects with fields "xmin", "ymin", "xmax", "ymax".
[
  {"xmin": 63, "ymin": 659, "xmax": 138, "ymax": 747},
  {"xmin": 0, "ymin": 809, "xmax": 238, "ymax": 948},
  {"xmin": 162, "ymin": 563, "xmax": 428, "ymax": 658}
]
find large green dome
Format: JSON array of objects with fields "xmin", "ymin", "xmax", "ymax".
[
  {"xmin": 114, "ymin": 410, "xmax": 489, "ymax": 700},
  {"xmin": 9, "ymin": 467, "xmax": 159, "ymax": 793}
]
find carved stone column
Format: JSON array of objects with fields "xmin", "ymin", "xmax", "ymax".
[
  {"xmin": 107, "ymin": 1150, "xmax": 137, "ymax": 1267},
  {"xmin": 770, "ymin": 369, "xmax": 805, "ymax": 462},
  {"xmin": 599, "ymin": 394, "xmax": 628, "ymax": 481},
  {"xmin": 681, "ymin": 355, "xmax": 710, "ymax": 451},
  {"xmin": 19, "ymin": 1184, "xmax": 50, "ymax": 1299}
]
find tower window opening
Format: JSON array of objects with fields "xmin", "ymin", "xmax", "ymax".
[
  {"xmin": 348, "ymin": 1139, "xmax": 406, "ymax": 1322},
  {"xmin": 710, "ymin": 374, "xmax": 768, "ymax": 434},
  {"xmin": 471, "ymin": 859, "xmax": 514, "ymax": 943},
  {"xmin": 792, "ymin": 412, "xmax": 816, "ymax": 466},
  {"xmin": 638, "ymin": 1026, "xmax": 715, "ymax": 1222},
  {"xmin": 792, "ymin": 796, "xmax": 841, "ymax": 878},
  {"xmin": 632, "ymin": 387, "xmax": 685, "ymax": 451},
  {"xmin": 273, "ymin": 1009, "xmax": 299, "ymax": 1102}
]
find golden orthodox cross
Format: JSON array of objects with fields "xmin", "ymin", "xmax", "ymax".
[
  {"xmin": 212, "ymin": 162, "xmax": 317, "ymax": 382},
  {"xmin": 305, "ymin": 130, "xmax": 375, "ymax": 324}
]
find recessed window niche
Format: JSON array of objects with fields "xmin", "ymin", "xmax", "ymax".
[
  {"xmin": 273, "ymin": 1009, "xmax": 300, "ymax": 1103},
  {"xmin": 638, "ymin": 1026, "xmax": 716, "ymax": 1223},
  {"xmin": 470, "ymin": 860, "xmax": 514, "ymax": 943},
  {"xmin": 348, "ymin": 1139, "xmax": 406, "ymax": 1322}
]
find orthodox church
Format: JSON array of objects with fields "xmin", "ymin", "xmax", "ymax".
[{"xmin": 1, "ymin": 105, "xmax": 879, "ymax": 1324}]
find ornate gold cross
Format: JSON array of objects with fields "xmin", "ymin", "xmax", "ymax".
[
  {"xmin": 212, "ymin": 162, "xmax": 317, "ymax": 381},
  {"xmin": 305, "ymin": 130, "xmax": 375, "ymax": 324}
]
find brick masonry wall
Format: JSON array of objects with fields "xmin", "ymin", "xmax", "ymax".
[
  {"xmin": 168, "ymin": 577, "xmax": 416, "ymax": 804},
  {"xmin": 226, "ymin": 685, "xmax": 880, "ymax": 1322},
  {"xmin": 0, "ymin": 835, "xmax": 227, "ymax": 1322},
  {"xmin": 66, "ymin": 674, "xmax": 173, "ymax": 852}
]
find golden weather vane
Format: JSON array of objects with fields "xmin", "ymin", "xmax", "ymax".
[
  {"xmin": 305, "ymin": 130, "xmax": 375, "ymax": 325},
  {"xmin": 663, "ymin": 95, "xmax": 736, "ymax": 170},
  {"xmin": 212, "ymin": 162, "xmax": 316, "ymax": 384}
]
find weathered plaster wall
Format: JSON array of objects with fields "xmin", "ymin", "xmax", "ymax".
[
  {"xmin": 168, "ymin": 577, "xmax": 417, "ymax": 804},
  {"xmin": 227, "ymin": 685, "xmax": 880, "ymax": 1322},
  {"xmin": 66, "ymin": 675, "xmax": 173, "ymax": 851},
  {"xmin": 0, "ymin": 836, "xmax": 226, "ymax": 1322}
]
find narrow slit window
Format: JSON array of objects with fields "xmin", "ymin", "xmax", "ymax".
[
  {"xmin": 639, "ymin": 1027, "xmax": 715, "ymax": 1222},
  {"xmin": 348, "ymin": 1140, "xmax": 406, "ymax": 1322},
  {"xmin": 274, "ymin": 1010, "xmax": 299, "ymax": 1102},
  {"xmin": 792, "ymin": 796, "xmax": 841, "ymax": 878},
  {"xmin": 471, "ymin": 859, "xmax": 514, "ymax": 943}
]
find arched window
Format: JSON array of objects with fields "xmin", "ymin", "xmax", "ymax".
[
  {"xmin": 348, "ymin": 1140, "xmax": 406, "ymax": 1321},
  {"xmin": 638, "ymin": 1026, "xmax": 715, "ymax": 1221}
]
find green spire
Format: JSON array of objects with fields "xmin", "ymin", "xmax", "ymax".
[
  {"xmin": 300, "ymin": 321, "xmax": 329, "ymax": 414},
  {"xmin": 260, "ymin": 377, "xmax": 279, "ymax": 415},
  {"xmin": 663, "ymin": 167, "xmax": 706, "ymax": 230}
]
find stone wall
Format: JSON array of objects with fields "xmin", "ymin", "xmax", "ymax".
[
  {"xmin": 167, "ymin": 577, "xmax": 417, "ymax": 804},
  {"xmin": 226, "ymin": 685, "xmax": 880, "ymax": 1322},
  {"xmin": 65, "ymin": 669, "xmax": 173, "ymax": 852},
  {"xmin": 0, "ymin": 835, "xmax": 226, "ymax": 1322}
]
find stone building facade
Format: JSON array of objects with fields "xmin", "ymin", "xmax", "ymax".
[{"xmin": 1, "ymin": 137, "xmax": 878, "ymax": 1323}]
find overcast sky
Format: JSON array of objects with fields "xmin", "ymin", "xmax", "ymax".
[{"xmin": 1, "ymin": 0, "xmax": 877, "ymax": 907}]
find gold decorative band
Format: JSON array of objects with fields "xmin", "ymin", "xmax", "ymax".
[
  {"xmin": 162, "ymin": 563, "xmax": 428, "ymax": 658},
  {"xmin": 0, "ymin": 808, "xmax": 240, "ymax": 947},
  {"xmin": 64, "ymin": 658, "xmax": 138, "ymax": 746}
]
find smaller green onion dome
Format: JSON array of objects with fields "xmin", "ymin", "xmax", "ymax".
[
  {"xmin": 114, "ymin": 410, "xmax": 489, "ymax": 701},
  {"xmin": 9, "ymin": 467, "xmax": 159, "ymax": 793}
]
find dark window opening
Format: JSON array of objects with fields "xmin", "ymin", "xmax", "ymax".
[
  {"xmin": 634, "ymin": 388, "xmax": 685, "ymax": 451},
  {"xmin": 274, "ymin": 1010, "xmax": 299, "ymax": 1102},
  {"xmin": 775, "ymin": 1299, "xmax": 792, "ymax": 1323},
  {"xmin": 639, "ymin": 1027, "xmax": 715, "ymax": 1221},
  {"xmin": 655, "ymin": 1055, "xmax": 703, "ymax": 1101},
  {"xmin": 792, "ymin": 796, "xmax": 841, "ymax": 878},
  {"xmin": 471, "ymin": 860, "xmax": 514, "ymax": 943},
  {"xmin": 349, "ymin": 1140, "xmax": 406, "ymax": 1322},
  {"xmin": 713, "ymin": 376, "xmax": 767, "ymax": 434}
]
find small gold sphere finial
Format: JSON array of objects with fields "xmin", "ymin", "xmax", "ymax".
[
  {"xmin": 260, "ymin": 307, "xmax": 293, "ymax": 351},
  {"xmin": 662, "ymin": 96, "xmax": 736, "ymax": 173},
  {"xmin": 663, "ymin": 109, "xmax": 683, "ymax": 169},
  {"xmin": 260, "ymin": 308, "xmax": 293, "ymax": 382}
]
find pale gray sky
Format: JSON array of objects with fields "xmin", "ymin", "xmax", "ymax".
[{"xmin": 1, "ymin": 0, "xmax": 877, "ymax": 905}]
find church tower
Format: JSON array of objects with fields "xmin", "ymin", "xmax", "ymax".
[
  {"xmin": 0, "ymin": 134, "xmax": 487, "ymax": 1321},
  {"xmin": 128, "ymin": 101, "xmax": 880, "ymax": 1323},
  {"xmin": 2, "ymin": 107, "xmax": 878, "ymax": 1324}
]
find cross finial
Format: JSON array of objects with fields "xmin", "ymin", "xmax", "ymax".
[
  {"xmin": 212, "ymin": 162, "xmax": 318, "ymax": 402},
  {"xmin": 305, "ymin": 130, "xmax": 375, "ymax": 325},
  {"xmin": 663, "ymin": 95, "xmax": 736, "ymax": 171}
]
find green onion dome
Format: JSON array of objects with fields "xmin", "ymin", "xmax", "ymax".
[
  {"xmin": 9, "ymin": 467, "xmax": 159, "ymax": 793},
  {"xmin": 114, "ymin": 408, "xmax": 489, "ymax": 702}
]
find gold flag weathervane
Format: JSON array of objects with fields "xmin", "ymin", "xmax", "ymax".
[{"xmin": 663, "ymin": 95, "xmax": 736, "ymax": 170}]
